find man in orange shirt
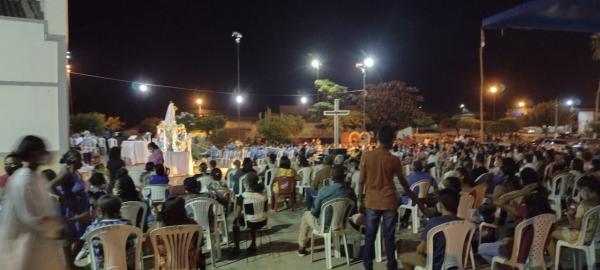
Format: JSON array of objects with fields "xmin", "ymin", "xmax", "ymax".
[{"xmin": 359, "ymin": 127, "xmax": 430, "ymax": 270}]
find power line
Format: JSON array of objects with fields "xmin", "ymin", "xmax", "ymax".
[{"xmin": 70, "ymin": 71, "xmax": 325, "ymax": 97}]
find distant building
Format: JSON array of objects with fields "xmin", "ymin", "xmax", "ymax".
[
  {"xmin": 0, "ymin": 0, "xmax": 69, "ymax": 154},
  {"xmin": 578, "ymin": 110, "xmax": 594, "ymax": 135}
]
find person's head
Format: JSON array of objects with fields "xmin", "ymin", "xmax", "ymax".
[
  {"xmin": 155, "ymin": 164, "xmax": 166, "ymax": 176},
  {"xmin": 522, "ymin": 189, "xmax": 553, "ymax": 218},
  {"xmin": 268, "ymin": 154, "xmax": 277, "ymax": 164},
  {"xmin": 279, "ymin": 156, "xmax": 291, "ymax": 169},
  {"xmin": 147, "ymin": 142, "xmax": 159, "ymax": 152},
  {"xmin": 209, "ymin": 160, "xmax": 217, "ymax": 169},
  {"xmin": 577, "ymin": 176, "xmax": 600, "ymax": 201},
  {"xmin": 581, "ymin": 151, "xmax": 593, "ymax": 162},
  {"xmin": 570, "ymin": 158, "xmax": 584, "ymax": 173},
  {"xmin": 183, "ymin": 177, "xmax": 200, "ymax": 194},
  {"xmin": 60, "ymin": 149, "xmax": 83, "ymax": 171},
  {"xmin": 299, "ymin": 156, "xmax": 310, "ymax": 168},
  {"xmin": 245, "ymin": 172, "xmax": 263, "ymax": 193},
  {"xmin": 436, "ymin": 188, "xmax": 460, "ymax": 215},
  {"xmin": 159, "ymin": 197, "xmax": 190, "ymax": 226},
  {"xmin": 41, "ymin": 169, "xmax": 56, "ymax": 182},
  {"xmin": 377, "ymin": 127, "xmax": 395, "ymax": 148},
  {"xmin": 500, "ymin": 157, "xmax": 517, "ymax": 177},
  {"xmin": 13, "ymin": 135, "xmax": 50, "ymax": 167},
  {"xmin": 524, "ymin": 153, "xmax": 534, "ymax": 164},
  {"xmin": 441, "ymin": 176, "xmax": 462, "ymax": 192},
  {"xmin": 590, "ymin": 159, "xmax": 600, "ymax": 172},
  {"xmin": 348, "ymin": 159, "xmax": 359, "ymax": 172},
  {"xmin": 330, "ymin": 164, "xmax": 346, "ymax": 183},
  {"xmin": 242, "ymin": 158, "xmax": 253, "ymax": 171},
  {"xmin": 233, "ymin": 159, "xmax": 241, "ymax": 169},
  {"xmin": 118, "ymin": 175, "xmax": 138, "ymax": 199},
  {"xmin": 412, "ymin": 160, "xmax": 424, "ymax": 173},
  {"xmin": 96, "ymin": 195, "xmax": 122, "ymax": 219},
  {"xmin": 211, "ymin": 168, "xmax": 223, "ymax": 180},
  {"xmin": 519, "ymin": 167, "xmax": 539, "ymax": 186},
  {"xmin": 454, "ymin": 167, "xmax": 473, "ymax": 187},
  {"xmin": 3, "ymin": 153, "xmax": 22, "ymax": 176},
  {"xmin": 199, "ymin": 162, "xmax": 208, "ymax": 173},
  {"xmin": 323, "ymin": 156, "xmax": 334, "ymax": 166},
  {"xmin": 108, "ymin": 147, "xmax": 121, "ymax": 161},
  {"xmin": 144, "ymin": 162, "xmax": 155, "ymax": 172},
  {"xmin": 116, "ymin": 167, "xmax": 129, "ymax": 179},
  {"xmin": 334, "ymin": 154, "xmax": 345, "ymax": 165},
  {"xmin": 89, "ymin": 172, "xmax": 107, "ymax": 188}
]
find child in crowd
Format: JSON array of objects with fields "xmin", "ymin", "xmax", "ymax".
[
  {"xmin": 88, "ymin": 172, "xmax": 108, "ymax": 209},
  {"xmin": 140, "ymin": 162, "xmax": 155, "ymax": 186}
]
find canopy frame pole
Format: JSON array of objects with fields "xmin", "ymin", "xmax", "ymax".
[{"xmin": 479, "ymin": 28, "xmax": 486, "ymax": 142}]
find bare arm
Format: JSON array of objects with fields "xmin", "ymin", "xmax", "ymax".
[
  {"xmin": 416, "ymin": 240, "xmax": 426, "ymax": 254},
  {"xmin": 395, "ymin": 169, "xmax": 433, "ymax": 218}
]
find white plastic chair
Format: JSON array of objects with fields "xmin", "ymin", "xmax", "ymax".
[
  {"xmin": 429, "ymin": 166, "xmax": 438, "ymax": 180},
  {"xmin": 226, "ymin": 169, "xmax": 237, "ymax": 189},
  {"xmin": 414, "ymin": 220, "xmax": 476, "ymax": 270},
  {"xmin": 82, "ymin": 224, "xmax": 143, "ymax": 270},
  {"xmin": 491, "ymin": 213, "xmax": 556, "ymax": 270},
  {"xmin": 310, "ymin": 197, "xmax": 354, "ymax": 269},
  {"xmin": 549, "ymin": 173, "xmax": 572, "ymax": 219},
  {"xmin": 570, "ymin": 174, "xmax": 585, "ymax": 203},
  {"xmin": 264, "ymin": 168, "xmax": 277, "ymax": 204},
  {"xmin": 149, "ymin": 225, "xmax": 203, "ymax": 270},
  {"xmin": 97, "ymin": 137, "xmax": 107, "ymax": 154},
  {"xmin": 107, "ymin": 138, "xmax": 118, "ymax": 149},
  {"xmin": 185, "ymin": 198, "xmax": 222, "ymax": 268},
  {"xmin": 398, "ymin": 180, "xmax": 433, "ymax": 234},
  {"xmin": 296, "ymin": 167, "xmax": 312, "ymax": 197},
  {"xmin": 238, "ymin": 174, "xmax": 248, "ymax": 197},
  {"xmin": 241, "ymin": 195, "xmax": 271, "ymax": 255},
  {"xmin": 403, "ymin": 164, "xmax": 411, "ymax": 177},
  {"xmin": 554, "ymin": 205, "xmax": 600, "ymax": 270},
  {"xmin": 120, "ymin": 201, "xmax": 148, "ymax": 231},
  {"xmin": 456, "ymin": 193, "xmax": 477, "ymax": 269},
  {"xmin": 142, "ymin": 184, "xmax": 169, "ymax": 204}
]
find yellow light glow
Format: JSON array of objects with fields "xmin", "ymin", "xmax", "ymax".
[
  {"xmin": 489, "ymin": 86, "xmax": 498, "ymax": 94},
  {"xmin": 196, "ymin": 98, "xmax": 203, "ymax": 105}
]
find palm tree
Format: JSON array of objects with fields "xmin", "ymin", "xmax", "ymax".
[{"xmin": 591, "ymin": 33, "xmax": 600, "ymax": 120}]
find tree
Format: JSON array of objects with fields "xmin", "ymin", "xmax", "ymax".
[
  {"xmin": 105, "ymin": 116, "xmax": 125, "ymax": 131},
  {"xmin": 319, "ymin": 110, "xmax": 366, "ymax": 131},
  {"xmin": 523, "ymin": 101, "xmax": 574, "ymax": 134},
  {"xmin": 412, "ymin": 116, "xmax": 435, "ymax": 128},
  {"xmin": 308, "ymin": 79, "xmax": 352, "ymax": 122},
  {"xmin": 70, "ymin": 112, "xmax": 106, "ymax": 134},
  {"xmin": 208, "ymin": 129, "xmax": 230, "ymax": 147},
  {"xmin": 176, "ymin": 112, "xmax": 196, "ymax": 131},
  {"xmin": 498, "ymin": 118, "xmax": 522, "ymax": 135},
  {"xmin": 256, "ymin": 112, "xmax": 304, "ymax": 143},
  {"xmin": 195, "ymin": 115, "xmax": 226, "ymax": 135},
  {"xmin": 365, "ymin": 81, "xmax": 425, "ymax": 130},
  {"xmin": 457, "ymin": 118, "xmax": 480, "ymax": 134},
  {"xmin": 440, "ymin": 118, "xmax": 460, "ymax": 134},
  {"xmin": 138, "ymin": 117, "xmax": 162, "ymax": 133}
]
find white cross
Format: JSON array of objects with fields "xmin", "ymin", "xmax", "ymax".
[{"xmin": 323, "ymin": 99, "xmax": 350, "ymax": 147}]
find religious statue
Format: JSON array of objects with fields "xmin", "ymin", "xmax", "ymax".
[{"xmin": 156, "ymin": 101, "xmax": 190, "ymax": 152}]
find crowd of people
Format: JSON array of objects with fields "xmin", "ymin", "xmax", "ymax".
[{"xmin": 1, "ymin": 128, "xmax": 600, "ymax": 269}]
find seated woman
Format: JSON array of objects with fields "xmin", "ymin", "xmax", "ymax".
[
  {"xmin": 231, "ymin": 172, "xmax": 268, "ymax": 256},
  {"xmin": 149, "ymin": 164, "xmax": 169, "ymax": 185},
  {"xmin": 478, "ymin": 185, "xmax": 552, "ymax": 264},
  {"xmin": 547, "ymin": 176, "xmax": 600, "ymax": 262},
  {"xmin": 399, "ymin": 161, "xmax": 436, "ymax": 227},
  {"xmin": 275, "ymin": 156, "xmax": 296, "ymax": 178},
  {"xmin": 147, "ymin": 142, "xmax": 164, "ymax": 165},
  {"xmin": 117, "ymin": 174, "xmax": 143, "ymax": 202},
  {"xmin": 152, "ymin": 197, "xmax": 204, "ymax": 270}
]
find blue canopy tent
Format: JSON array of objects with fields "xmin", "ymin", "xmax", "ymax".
[{"xmin": 477, "ymin": 0, "xmax": 600, "ymax": 140}]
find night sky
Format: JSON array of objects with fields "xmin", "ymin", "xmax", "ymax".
[{"xmin": 69, "ymin": 0, "xmax": 599, "ymax": 127}]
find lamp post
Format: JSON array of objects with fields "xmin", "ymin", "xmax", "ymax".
[
  {"xmin": 489, "ymin": 85, "xmax": 498, "ymax": 120},
  {"xmin": 236, "ymin": 95, "xmax": 243, "ymax": 141},
  {"xmin": 195, "ymin": 98, "xmax": 203, "ymax": 116},
  {"xmin": 300, "ymin": 96, "xmax": 308, "ymax": 105},
  {"xmin": 356, "ymin": 57, "xmax": 374, "ymax": 131},
  {"xmin": 311, "ymin": 59, "xmax": 321, "ymax": 80}
]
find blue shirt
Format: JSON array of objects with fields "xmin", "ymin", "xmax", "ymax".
[
  {"xmin": 149, "ymin": 175, "xmax": 169, "ymax": 185},
  {"xmin": 401, "ymin": 172, "xmax": 436, "ymax": 205},
  {"xmin": 311, "ymin": 182, "xmax": 357, "ymax": 226},
  {"xmin": 421, "ymin": 215, "xmax": 462, "ymax": 270}
]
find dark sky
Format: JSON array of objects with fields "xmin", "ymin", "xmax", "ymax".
[{"xmin": 69, "ymin": 0, "xmax": 599, "ymax": 126}]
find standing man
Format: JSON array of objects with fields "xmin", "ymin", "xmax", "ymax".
[{"xmin": 359, "ymin": 127, "xmax": 431, "ymax": 270}]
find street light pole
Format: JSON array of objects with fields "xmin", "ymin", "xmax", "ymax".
[
  {"xmin": 232, "ymin": 31, "xmax": 242, "ymax": 141},
  {"xmin": 554, "ymin": 99, "xmax": 559, "ymax": 139},
  {"xmin": 356, "ymin": 57, "xmax": 373, "ymax": 132},
  {"xmin": 492, "ymin": 94, "xmax": 496, "ymax": 121}
]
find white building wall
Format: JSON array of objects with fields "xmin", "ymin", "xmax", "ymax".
[
  {"xmin": 578, "ymin": 111, "xmax": 594, "ymax": 135},
  {"xmin": 0, "ymin": 0, "xmax": 68, "ymax": 154}
]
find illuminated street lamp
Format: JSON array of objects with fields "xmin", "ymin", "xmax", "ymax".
[
  {"xmin": 356, "ymin": 57, "xmax": 375, "ymax": 131},
  {"xmin": 489, "ymin": 85, "xmax": 499, "ymax": 120},
  {"xmin": 311, "ymin": 59, "xmax": 321, "ymax": 79},
  {"xmin": 459, "ymin": 103, "xmax": 465, "ymax": 109},
  {"xmin": 138, "ymin": 84, "xmax": 149, "ymax": 92},
  {"xmin": 517, "ymin": 101, "xmax": 526, "ymax": 108},
  {"xmin": 300, "ymin": 96, "xmax": 308, "ymax": 104},
  {"xmin": 235, "ymin": 94, "xmax": 243, "ymax": 141}
]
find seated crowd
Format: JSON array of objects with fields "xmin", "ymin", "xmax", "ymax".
[{"xmin": 1, "ymin": 131, "xmax": 600, "ymax": 270}]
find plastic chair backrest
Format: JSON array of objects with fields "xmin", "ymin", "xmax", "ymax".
[
  {"xmin": 143, "ymin": 184, "xmax": 168, "ymax": 203},
  {"xmin": 107, "ymin": 138, "xmax": 118, "ymax": 149},
  {"xmin": 242, "ymin": 195, "xmax": 268, "ymax": 223},
  {"xmin": 410, "ymin": 180, "xmax": 433, "ymax": 202},
  {"xmin": 265, "ymin": 168, "xmax": 277, "ymax": 186},
  {"xmin": 550, "ymin": 173, "xmax": 571, "ymax": 197},
  {"xmin": 474, "ymin": 172, "xmax": 494, "ymax": 185},
  {"xmin": 257, "ymin": 159, "xmax": 266, "ymax": 166},
  {"xmin": 317, "ymin": 197, "xmax": 354, "ymax": 234},
  {"xmin": 238, "ymin": 174, "xmax": 248, "ymax": 195},
  {"xmin": 508, "ymin": 213, "xmax": 555, "ymax": 267},
  {"xmin": 226, "ymin": 169, "xmax": 237, "ymax": 189},
  {"xmin": 120, "ymin": 201, "xmax": 147, "ymax": 230},
  {"xmin": 457, "ymin": 193, "xmax": 475, "ymax": 219},
  {"xmin": 573, "ymin": 205, "xmax": 600, "ymax": 246},
  {"xmin": 429, "ymin": 166, "xmax": 438, "ymax": 180},
  {"xmin": 83, "ymin": 224, "xmax": 143, "ymax": 270},
  {"xmin": 570, "ymin": 174, "xmax": 585, "ymax": 202},
  {"xmin": 298, "ymin": 167, "xmax": 312, "ymax": 186},
  {"xmin": 185, "ymin": 197, "xmax": 220, "ymax": 232},
  {"xmin": 470, "ymin": 183, "xmax": 488, "ymax": 208},
  {"xmin": 423, "ymin": 220, "xmax": 476, "ymax": 270},
  {"xmin": 273, "ymin": 176, "xmax": 296, "ymax": 195},
  {"xmin": 149, "ymin": 225, "xmax": 202, "ymax": 270}
]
